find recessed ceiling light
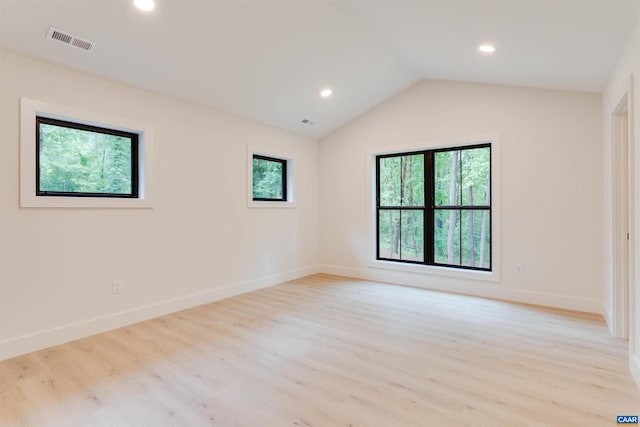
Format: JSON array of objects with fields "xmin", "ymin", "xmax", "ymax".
[
  {"xmin": 320, "ymin": 88, "xmax": 333, "ymax": 98},
  {"xmin": 134, "ymin": 0, "xmax": 155, "ymax": 12},
  {"xmin": 478, "ymin": 44, "xmax": 496, "ymax": 54}
]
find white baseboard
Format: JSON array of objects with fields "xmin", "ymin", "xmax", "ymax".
[
  {"xmin": 0, "ymin": 263, "xmax": 607, "ymax": 361},
  {"xmin": 603, "ymin": 302, "xmax": 614, "ymax": 334},
  {"xmin": 320, "ymin": 264, "xmax": 604, "ymax": 314},
  {"xmin": 0, "ymin": 265, "xmax": 321, "ymax": 361},
  {"xmin": 632, "ymin": 355, "xmax": 640, "ymax": 389}
]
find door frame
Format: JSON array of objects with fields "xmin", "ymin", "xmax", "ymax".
[{"xmin": 613, "ymin": 92, "xmax": 631, "ymax": 339}]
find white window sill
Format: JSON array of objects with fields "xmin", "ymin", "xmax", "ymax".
[
  {"xmin": 248, "ymin": 200, "xmax": 296, "ymax": 209},
  {"xmin": 21, "ymin": 196, "xmax": 153, "ymax": 209},
  {"xmin": 368, "ymin": 259, "xmax": 500, "ymax": 283}
]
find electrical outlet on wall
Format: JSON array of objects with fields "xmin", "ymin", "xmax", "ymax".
[
  {"xmin": 516, "ymin": 264, "xmax": 524, "ymax": 275},
  {"xmin": 112, "ymin": 280, "xmax": 123, "ymax": 295}
]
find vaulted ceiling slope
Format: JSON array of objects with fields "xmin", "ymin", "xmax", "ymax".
[{"xmin": 1, "ymin": 0, "xmax": 639, "ymax": 138}]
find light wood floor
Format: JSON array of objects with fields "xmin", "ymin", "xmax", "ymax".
[{"xmin": 1, "ymin": 274, "xmax": 639, "ymax": 426}]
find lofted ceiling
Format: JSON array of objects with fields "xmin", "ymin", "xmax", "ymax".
[{"xmin": 1, "ymin": 0, "xmax": 639, "ymax": 138}]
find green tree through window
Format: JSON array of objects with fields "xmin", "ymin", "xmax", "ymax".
[
  {"xmin": 37, "ymin": 117, "xmax": 138, "ymax": 198},
  {"xmin": 377, "ymin": 144, "xmax": 491, "ymax": 270},
  {"xmin": 252, "ymin": 154, "xmax": 287, "ymax": 201}
]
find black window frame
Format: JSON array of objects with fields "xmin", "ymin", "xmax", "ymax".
[
  {"xmin": 252, "ymin": 154, "xmax": 288, "ymax": 202},
  {"xmin": 36, "ymin": 116, "xmax": 139, "ymax": 198},
  {"xmin": 375, "ymin": 143, "xmax": 492, "ymax": 272}
]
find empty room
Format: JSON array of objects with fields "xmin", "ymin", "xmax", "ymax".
[{"xmin": 1, "ymin": 0, "xmax": 640, "ymax": 425}]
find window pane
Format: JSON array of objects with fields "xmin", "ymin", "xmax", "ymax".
[
  {"xmin": 434, "ymin": 150, "xmax": 461, "ymax": 206},
  {"xmin": 461, "ymin": 209, "xmax": 491, "ymax": 269},
  {"xmin": 401, "ymin": 154, "xmax": 425, "ymax": 207},
  {"xmin": 38, "ymin": 122, "xmax": 133, "ymax": 195},
  {"xmin": 253, "ymin": 157, "xmax": 284, "ymax": 200},
  {"xmin": 434, "ymin": 209, "xmax": 460, "ymax": 265},
  {"xmin": 378, "ymin": 209, "xmax": 401, "ymax": 259},
  {"xmin": 461, "ymin": 147, "xmax": 490, "ymax": 206},
  {"xmin": 379, "ymin": 156, "xmax": 401, "ymax": 206},
  {"xmin": 400, "ymin": 210, "xmax": 424, "ymax": 262},
  {"xmin": 480, "ymin": 211, "xmax": 491, "ymax": 269}
]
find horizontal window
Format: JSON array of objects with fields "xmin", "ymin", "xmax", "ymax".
[
  {"xmin": 36, "ymin": 117, "xmax": 139, "ymax": 198},
  {"xmin": 20, "ymin": 97, "xmax": 153, "ymax": 208}
]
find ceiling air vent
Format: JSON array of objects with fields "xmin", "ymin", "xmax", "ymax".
[{"xmin": 47, "ymin": 27, "xmax": 94, "ymax": 52}]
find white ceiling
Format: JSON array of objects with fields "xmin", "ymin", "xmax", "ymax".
[{"xmin": 1, "ymin": 0, "xmax": 639, "ymax": 138}]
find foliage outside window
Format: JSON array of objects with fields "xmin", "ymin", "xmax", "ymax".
[
  {"xmin": 36, "ymin": 117, "xmax": 138, "ymax": 198},
  {"xmin": 377, "ymin": 144, "xmax": 491, "ymax": 271},
  {"xmin": 252, "ymin": 154, "xmax": 287, "ymax": 201}
]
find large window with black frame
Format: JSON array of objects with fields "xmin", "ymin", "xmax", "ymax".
[{"xmin": 376, "ymin": 143, "xmax": 491, "ymax": 271}]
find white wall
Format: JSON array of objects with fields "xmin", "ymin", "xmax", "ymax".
[
  {"xmin": 602, "ymin": 17, "xmax": 640, "ymax": 388},
  {"xmin": 0, "ymin": 48, "xmax": 620, "ymax": 373},
  {"xmin": 0, "ymin": 50, "xmax": 320, "ymax": 360},
  {"xmin": 319, "ymin": 80, "xmax": 603, "ymax": 313}
]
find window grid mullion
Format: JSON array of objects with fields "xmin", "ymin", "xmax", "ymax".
[
  {"xmin": 433, "ymin": 205, "xmax": 491, "ymax": 210},
  {"xmin": 426, "ymin": 151, "xmax": 434, "ymax": 265},
  {"xmin": 459, "ymin": 208, "xmax": 462, "ymax": 267},
  {"xmin": 399, "ymin": 210, "xmax": 402, "ymax": 260}
]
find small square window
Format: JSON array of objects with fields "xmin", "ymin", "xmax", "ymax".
[
  {"xmin": 252, "ymin": 154, "xmax": 287, "ymax": 201},
  {"xmin": 36, "ymin": 117, "xmax": 139, "ymax": 198}
]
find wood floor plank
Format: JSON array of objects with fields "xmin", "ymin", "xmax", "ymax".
[{"xmin": 1, "ymin": 274, "xmax": 639, "ymax": 426}]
